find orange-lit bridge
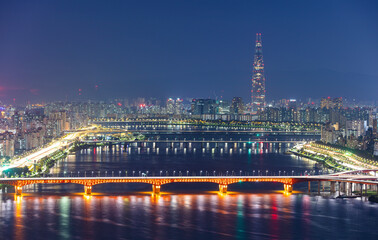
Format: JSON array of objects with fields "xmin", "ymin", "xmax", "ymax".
[{"xmin": 1, "ymin": 170, "xmax": 378, "ymax": 195}]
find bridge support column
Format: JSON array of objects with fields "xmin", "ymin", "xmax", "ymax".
[
  {"xmin": 84, "ymin": 186, "xmax": 92, "ymax": 195},
  {"xmin": 360, "ymin": 184, "xmax": 363, "ymax": 197},
  {"xmin": 338, "ymin": 182, "xmax": 341, "ymax": 196},
  {"xmin": 318, "ymin": 181, "xmax": 320, "ymax": 195},
  {"xmin": 284, "ymin": 184, "xmax": 293, "ymax": 193},
  {"xmin": 219, "ymin": 184, "xmax": 228, "ymax": 194},
  {"xmin": 15, "ymin": 186, "xmax": 22, "ymax": 195},
  {"xmin": 330, "ymin": 182, "xmax": 336, "ymax": 193},
  {"xmin": 308, "ymin": 182, "xmax": 311, "ymax": 193},
  {"xmin": 152, "ymin": 185, "xmax": 161, "ymax": 194}
]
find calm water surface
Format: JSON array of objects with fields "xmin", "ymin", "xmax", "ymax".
[{"xmin": 1, "ymin": 143, "xmax": 377, "ymax": 240}]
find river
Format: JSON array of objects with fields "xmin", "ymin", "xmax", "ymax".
[{"xmin": 1, "ymin": 142, "xmax": 377, "ymax": 239}]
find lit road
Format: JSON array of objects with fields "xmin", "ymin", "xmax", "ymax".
[
  {"xmin": 0, "ymin": 130, "xmax": 85, "ymax": 173},
  {"xmin": 294, "ymin": 143, "xmax": 378, "ymax": 171}
]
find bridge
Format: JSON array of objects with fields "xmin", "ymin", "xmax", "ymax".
[
  {"xmin": 77, "ymin": 129, "xmax": 320, "ymax": 136},
  {"xmin": 80, "ymin": 139, "xmax": 306, "ymax": 144},
  {"xmin": 1, "ymin": 170, "xmax": 378, "ymax": 196}
]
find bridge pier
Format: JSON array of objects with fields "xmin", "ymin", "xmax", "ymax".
[
  {"xmin": 340, "ymin": 182, "xmax": 346, "ymax": 193},
  {"xmin": 84, "ymin": 186, "xmax": 92, "ymax": 195},
  {"xmin": 330, "ymin": 182, "xmax": 336, "ymax": 193},
  {"xmin": 284, "ymin": 184, "xmax": 293, "ymax": 193},
  {"xmin": 219, "ymin": 184, "xmax": 228, "ymax": 193},
  {"xmin": 308, "ymin": 182, "xmax": 311, "ymax": 193},
  {"xmin": 15, "ymin": 186, "xmax": 22, "ymax": 195},
  {"xmin": 152, "ymin": 185, "xmax": 161, "ymax": 194}
]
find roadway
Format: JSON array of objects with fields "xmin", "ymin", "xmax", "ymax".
[{"xmin": 0, "ymin": 129, "xmax": 86, "ymax": 173}]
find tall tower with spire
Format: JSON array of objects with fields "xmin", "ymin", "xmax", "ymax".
[{"xmin": 251, "ymin": 33, "xmax": 266, "ymax": 112}]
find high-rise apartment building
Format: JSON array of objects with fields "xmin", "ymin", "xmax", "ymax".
[
  {"xmin": 191, "ymin": 99, "xmax": 217, "ymax": 115},
  {"xmin": 230, "ymin": 97, "xmax": 244, "ymax": 114},
  {"xmin": 251, "ymin": 33, "xmax": 266, "ymax": 112},
  {"xmin": 320, "ymin": 97, "xmax": 343, "ymax": 109}
]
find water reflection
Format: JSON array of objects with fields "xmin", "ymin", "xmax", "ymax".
[
  {"xmin": 14, "ymin": 195, "xmax": 24, "ymax": 240},
  {"xmin": 2, "ymin": 193, "xmax": 378, "ymax": 240}
]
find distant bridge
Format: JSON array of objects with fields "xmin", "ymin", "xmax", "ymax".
[
  {"xmin": 80, "ymin": 140, "xmax": 306, "ymax": 144},
  {"xmin": 1, "ymin": 170, "xmax": 377, "ymax": 196}
]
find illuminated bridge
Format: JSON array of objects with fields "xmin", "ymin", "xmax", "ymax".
[{"xmin": 1, "ymin": 170, "xmax": 378, "ymax": 196}]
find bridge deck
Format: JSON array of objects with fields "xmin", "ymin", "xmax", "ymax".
[{"xmin": 1, "ymin": 173, "xmax": 378, "ymax": 195}]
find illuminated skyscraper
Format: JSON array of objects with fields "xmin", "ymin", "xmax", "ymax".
[{"xmin": 251, "ymin": 33, "xmax": 266, "ymax": 112}]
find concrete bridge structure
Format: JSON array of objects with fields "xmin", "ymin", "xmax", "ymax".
[{"xmin": 1, "ymin": 170, "xmax": 377, "ymax": 196}]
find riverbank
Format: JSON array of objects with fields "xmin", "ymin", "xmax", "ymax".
[
  {"xmin": 369, "ymin": 195, "xmax": 378, "ymax": 203},
  {"xmin": 289, "ymin": 147, "xmax": 350, "ymax": 172},
  {"xmin": 289, "ymin": 142, "xmax": 378, "ymax": 171}
]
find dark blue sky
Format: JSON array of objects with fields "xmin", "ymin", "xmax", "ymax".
[{"xmin": 0, "ymin": 0, "xmax": 377, "ymax": 103}]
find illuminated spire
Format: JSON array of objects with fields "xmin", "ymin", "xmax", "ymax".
[{"xmin": 251, "ymin": 33, "xmax": 266, "ymax": 112}]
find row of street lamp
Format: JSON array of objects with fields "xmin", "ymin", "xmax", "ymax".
[{"xmin": 2, "ymin": 169, "xmax": 329, "ymax": 178}]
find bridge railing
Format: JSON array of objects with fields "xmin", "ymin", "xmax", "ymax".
[{"xmin": 1, "ymin": 169, "xmax": 336, "ymax": 179}]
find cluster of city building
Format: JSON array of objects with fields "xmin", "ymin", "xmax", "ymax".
[
  {"xmin": 0, "ymin": 32, "xmax": 377, "ymax": 162},
  {"xmin": 320, "ymin": 100, "xmax": 378, "ymax": 156},
  {"xmin": 0, "ymin": 103, "xmax": 88, "ymax": 160}
]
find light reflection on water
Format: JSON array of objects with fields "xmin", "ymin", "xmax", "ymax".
[
  {"xmin": 1, "ymin": 142, "xmax": 377, "ymax": 239},
  {"xmin": 1, "ymin": 193, "xmax": 377, "ymax": 240}
]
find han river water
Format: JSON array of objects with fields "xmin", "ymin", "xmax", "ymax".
[{"xmin": 1, "ymin": 141, "xmax": 378, "ymax": 240}]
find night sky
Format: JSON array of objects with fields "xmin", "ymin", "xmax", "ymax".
[{"xmin": 0, "ymin": 0, "xmax": 377, "ymax": 103}]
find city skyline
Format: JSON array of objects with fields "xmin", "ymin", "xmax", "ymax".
[
  {"xmin": 1, "ymin": 2, "xmax": 378, "ymax": 239},
  {"xmin": 0, "ymin": 1, "xmax": 378, "ymax": 103}
]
